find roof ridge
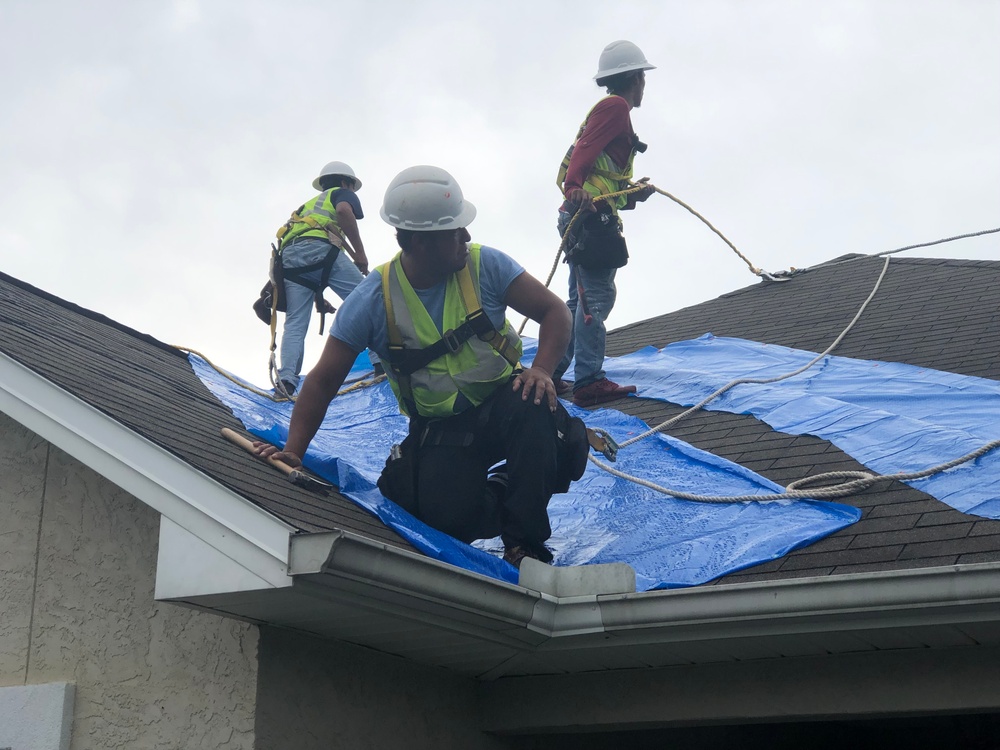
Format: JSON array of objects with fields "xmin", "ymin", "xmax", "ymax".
[
  {"xmin": 0, "ymin": 270, "xmax": 182, "ymax": 359},
  {"xmin": 804, "ymin": 253, "xmax": 1000, "ymax": 274}
]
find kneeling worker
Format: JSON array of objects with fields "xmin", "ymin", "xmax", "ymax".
[{"xmin": 256, "ymin": 165, "xmax": 573, "ymax": 567}]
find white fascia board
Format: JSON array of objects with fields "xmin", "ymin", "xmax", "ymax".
[
  {"xmin": 291, "ymin": 531, "xmax": 549, "ymax": 629},
  {"xmin": 293, "ymin": 532, "xmax": 1000, "ymax": 647},
  {"xmin": 156, "ymin": 517, "xmax": 284, "ymax": 598},
  {"xmin": 592, "ymin": 562, "xmax": 1000, "ymax": 640},
  {"xmin": 0, "ymin": 351, "xmax": 294, "ymax": 589}
]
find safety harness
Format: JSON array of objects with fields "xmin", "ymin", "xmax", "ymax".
[
  {"xmin": 555, "ymin": 95, "xmax": 642, "ymax": 213},
  {"xmin": 274, "ymin": 204, "xmax": 350, "ymax": 335},
  {"xmin": 381, "ymin": 256, "xmax": 521, "ymax": 419}
]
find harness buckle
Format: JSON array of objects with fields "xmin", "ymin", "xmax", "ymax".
[
  {"xmin": 441, "ymin": 328, "xmax": 462, "ymax": 353},
  {"xmin": 587, "ymin": 428, "xmax": 619, "ymax": 462},
  {"xmin": 465, "ymin": 309, "xmax": 493, "ymax": 339}
]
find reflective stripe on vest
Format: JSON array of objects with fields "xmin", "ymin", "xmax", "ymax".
[
  {"xmin": 555, "ymin": 95, "xmax": 637, "ymax": 212},
  {"xmin": 276, "ymin": 189, "xmax": 345, "ymax": 249},
  {"xmin": 380, "ymin": 244, "xmax": 522, "ymax": 418}
]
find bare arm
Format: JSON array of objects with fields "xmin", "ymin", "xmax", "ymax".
[
  {"xmin": 254, "ymin": 336, "xmax": 360, "ymax": 465},
  {"xmin": 504, "ymin": 272, "xmax": 572, "ymax": 411},
  {"xmin": 336, "ymin": 201, "xmax": 369, "ymax": 274}
]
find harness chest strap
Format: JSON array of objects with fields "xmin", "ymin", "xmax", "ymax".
[{"xmin": 381, "ymin": 260, "xmax": 521, "ymax": 413}]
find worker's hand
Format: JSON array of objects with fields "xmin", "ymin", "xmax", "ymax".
[
  {"xmin": 633, "ymin": 177, "xmax": 654, "ymax": 202},
  {"xmin": 512, "ymin": 367, "xmax": 558, "ymax": 412},
  {"xmin": 566, "ymin": 188, "xmax": 597, "ymax": 212},
  {"xmin": 354, "ymin": 254, "xmax": 369, "ymax": 275},
  {"xmin": 252, "ymin": 441, "xmax": 303, "ymax": 469},
  {"xmin": 320, "ymin": 299, "xmax": 337, "ymax": 315}
]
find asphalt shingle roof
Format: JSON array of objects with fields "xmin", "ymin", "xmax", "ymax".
[
  {"xmin": 0, "ymin": 271, "xmax": 414, "ymax": 552},
  {"xmin": 602, "ymin": 254, "xmax": 1000, "ymax": 583},
  {"xmin": 4, "ymin": 253, "xmax": 1000, "ymax": 584}
]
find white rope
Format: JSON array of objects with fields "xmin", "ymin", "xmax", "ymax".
[
  {"xmin": 619, "ymin": 255, "xmax": 892, "ymax": 450},
  {"xmin": 591, "ymin": 255, "xmax": 1000, "ymax": 502},
  {"xmin": 588, "ymin": 437, "xmax": 1000, "ymax": 503},
  {"xmin": 801, "ymin": 226, "xmax": 1000, "ymax": 275}
]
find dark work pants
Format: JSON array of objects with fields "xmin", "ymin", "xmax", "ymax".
[{"xmin": 412, "ymin": 381, "xmax": 558, "ymax": 561}]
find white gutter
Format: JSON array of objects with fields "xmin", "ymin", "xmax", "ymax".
[
  {"xmin": 0, "ymin": 351, "xmax": 294, "ymax": 588},
  {"xmin": 291, "ymin": 531, "xmax": 1000, "ymax": 652},
  {"xmin": 291, "ymin": 531, "xmax": 553, "ymax": 637}
]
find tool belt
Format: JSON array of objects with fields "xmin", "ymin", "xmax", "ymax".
[
  {"xmin": 252, "ymin": 240, "xmax": 340, "ymax": 333},
  {"xmin": 564, "ymin": 210, "xmax": 629, "ymax": 270},
  {"xmin": 376, "ymin": 380, "xmax": 590, "ymax": 511}
]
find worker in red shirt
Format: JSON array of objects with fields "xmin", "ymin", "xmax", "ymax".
[{"xmin": 554, "ymin": 40, "xmax": 656, "ymax": 407}]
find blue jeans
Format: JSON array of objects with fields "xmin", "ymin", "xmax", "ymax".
[
  {"xmin": 553, "ymin": 210, "xmax": 618, "ymax": 390},
  {"xmin": 278, "ymin": 237, "xmax": 371, "ymax": 387}
]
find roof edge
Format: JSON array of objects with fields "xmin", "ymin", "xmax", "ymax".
[
  {"xmin": 0, "ymin": 350, "xmax": 294, "ymax": 587},
  {"xmin": 0, "ymin": 270, "xmax": 181, "ymax": 359},
  {"xmin": 597, "ymin": 562, "xmax": 1000, "ymax": 638},
  {"xmin": 289, "ymin": 531, "xmax": 1000, "ymax": 649}
]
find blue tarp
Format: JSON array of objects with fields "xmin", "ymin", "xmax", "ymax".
[
  {"xmin": 604, "ymin": 334, "xmax": 1000, "ymax": 518},
  {"xmin": 192, "ymin": 343, "xmax": 858, "ymax": 590}
]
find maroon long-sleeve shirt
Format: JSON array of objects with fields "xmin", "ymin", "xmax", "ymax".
[{"xmin": 563, "ymin": 95, "xmax": 635, "ymax": 202}]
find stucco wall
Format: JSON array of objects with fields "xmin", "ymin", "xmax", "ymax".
[
  {"xmin": 0, "ymin": 413, "xmax": 259, "ymax": 749},
  {"xmin": 256, "ymin": 626, "xmax": 509, "ymax": 750}
]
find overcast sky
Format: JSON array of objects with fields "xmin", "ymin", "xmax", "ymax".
[{"xmin": 2, "ymin": 0, "xmax": 998, "ymax": 385}]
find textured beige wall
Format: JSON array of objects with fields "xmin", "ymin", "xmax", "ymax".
[
  {"xmin": 0, "ymin": 413, "xmax": 259, "ymax": 749},
  {"xmin": 256, "ymin": 626, "xmax": 509, "ymax": 750},
  {"xmin": 0, "ymin": 413, "xmax": 46, "ymax": 681}
]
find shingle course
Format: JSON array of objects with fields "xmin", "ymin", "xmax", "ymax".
[
  {"xmin": 601, "ymin": 254, "xmax": 1000, "ymax": 582},
  {"xmin": 0, "ymin": 271, "xmax": 415, "ymax": 551}
]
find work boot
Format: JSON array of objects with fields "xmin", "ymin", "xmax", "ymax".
[
  {"xmin": 572, "ymin": 378, "xmax": 636, "ymax": 407},
  {"xmin": 277, "ymin": 379, "xmax": 297, "ymax": 398},
  {"xmin": 555, "ymin": 379, "xmax": 573, "ymax": 397},
  {"xmin": 503, "ymin": 545, "xmax": 541, "ymax": 569}
]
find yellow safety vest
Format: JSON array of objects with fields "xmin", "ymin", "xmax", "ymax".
[
  {"xmin": 555, "ymin": 95, "xmax": 637, "ymax": 212},
  {"xmin": 380, "ymin": 244, "xmax": 522, "ymax": 418},
  {"xmin": 275, "ymin": 189, "xmax": 348, "ymax": 250}
]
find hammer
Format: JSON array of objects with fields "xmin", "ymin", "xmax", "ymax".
[{"xmin": 221, "ymin": 427, "xmax": 335, "ymax": 493}]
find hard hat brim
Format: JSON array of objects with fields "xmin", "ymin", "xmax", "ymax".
[
  {"xmin": 380, "ymin": 200, "xmax": 477, "ymax": 231},
  {"xmin": 593, "ymin": 61, "xmax": 656, "ymax": 81},
  {"xmin": 312, "ymin": 176, "xmax": 362, "ymax": 192}
]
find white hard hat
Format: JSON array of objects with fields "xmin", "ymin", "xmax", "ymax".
[
  {"xmin": 380, "ymin": 165, "xmax": 477, "ymax": 231},
  {"xmin": 593, "ymin": 40, "xmax": 656, "ymax": 80},
  {"xmin": 312, "ymin": 161, "xmax": 362, "ymax": 191}
]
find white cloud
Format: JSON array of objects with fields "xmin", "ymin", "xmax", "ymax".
[{"xmin": 1, "ymin": 0, "xmax": 997, "ymax": 385}]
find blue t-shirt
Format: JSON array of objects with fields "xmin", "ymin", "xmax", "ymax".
[
  {"xmin": 330, "ymin": 245, "xmax": 524, "ymax": 362},
  {"xmin": 329, "ymin": 187, "xmax": 363, "ymax": 220}
]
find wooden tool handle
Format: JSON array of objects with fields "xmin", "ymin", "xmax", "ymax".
[{"xmin": 221, "ymin": 427, "xmax": 295, "ymax": 477}]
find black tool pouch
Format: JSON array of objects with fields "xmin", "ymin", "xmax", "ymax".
[
  {"xmin": 567, "ymin": 212, "xmax": 629, "ymax": 270},
  {"xmin": 252, "ymin": 282, "xmax": 276, "ymax": 324},
  {"xmin": 377, "ymin": 432, "xmax": 419, "ymax": 515},
  {"xmin": 554, "ymin": 402, "xmax": 590, "ymax": 493},
  {"xmin": 252, "ymin": 244, "xmax": 288, "ymax": 324}
]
